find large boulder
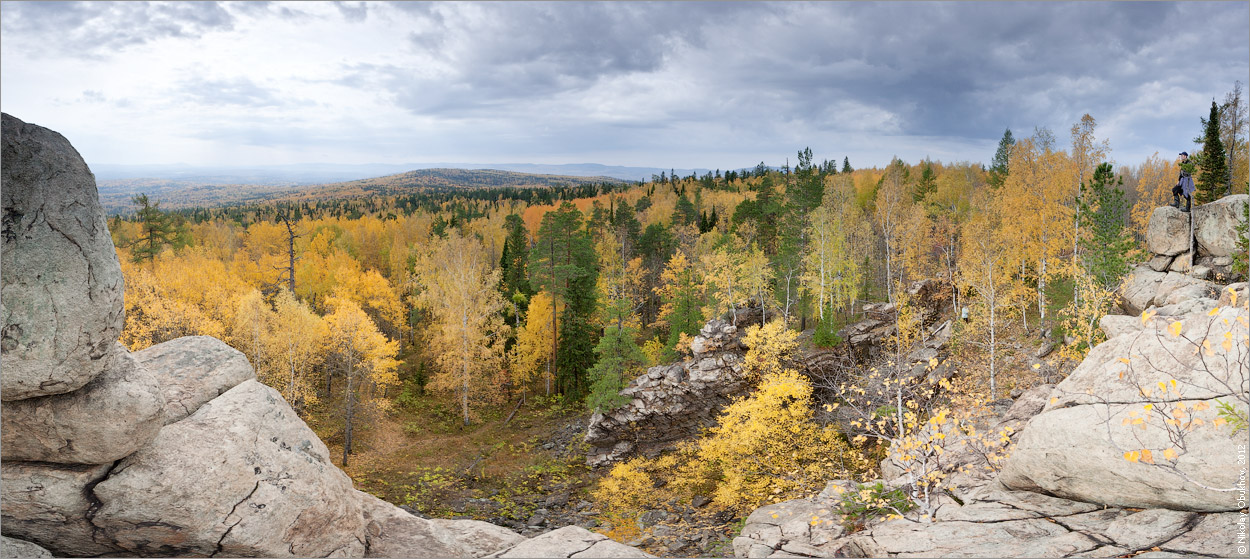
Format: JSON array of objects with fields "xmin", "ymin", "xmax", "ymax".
[
  {"xmin": 0, "ymin": 536, "xmax": 52, "ymax": 558},
  {"xmin": 1, "ymin": 113, "xmax": 125, "ymax": 401},
  {"xmin": 1193, "ymin": 194, "xmax": 1248, "ymax": 257},
  {"xmin": 357, "ymin": 491, "xmax": 524, "ymax": 558},
  {"xmin": 0, "ymin": 461, "xmax": 118, "ymax": 557},
  {"xmin": 1000, "ymin": 305, "xmax": 1248, "ymax": 511},
  {"xmin": 0, "ymin": 343, "xmax": 164, "ymax": 464},
  {"xmin": 486, "ymin": 526, "xmax": 652, "ymax": 558},
  {"xmin": 133, "ymin": 335, "xmax": 255, "ymax": 424},
  {"xmin": 1145, "ymin": 206, "xmax": 1193, "ymax": 256},
  {"xmin": 90, "ymin": 380, "xmax": 367, "ymax": 557}
]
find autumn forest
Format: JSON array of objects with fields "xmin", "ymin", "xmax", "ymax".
[{"xmin": 108, "ymin": 104, "xmax": 1249, "ymax": 546}]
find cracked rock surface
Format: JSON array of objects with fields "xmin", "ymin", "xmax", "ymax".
[
  {"xmin": 1001, "ymin": 305, "xmax": 1247, "ymax": 511},
  {"xmin": 132, "ymin": 335, "xmax": 255, "ymax": 425},
  {"xmin": 1, "ymin": 113, "xmax": 125, "ymax": 401},
  {"xmin": 1, "ymin": 343, "xmax": 165, "ymax": 464},
  {"xmin": 90, "ymin": 380, "xmax": 367, "ymax": 557},
  {"xmin": 487, "ymin": 525, "xmax": 654, "ymax": 558},
  {"xmin": 0, "ymin": 461, "xmax": 119, "ymax": 557}
]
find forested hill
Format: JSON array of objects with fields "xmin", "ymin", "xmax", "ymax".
[
  {"xmin": 100, "ymin": 167, "xmax": 626, "ymax": 214},
  {"xmin": 275, "ymin": 168, "xmax": 626, "ymax": 201}
]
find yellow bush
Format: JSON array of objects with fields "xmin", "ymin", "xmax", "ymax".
[
  {"xmin": 592, "ymin": 320, "xmax": 869, "ymax": 521},
  {"xmin": 741, "ymin": 319, "xmax": 799, "ymax": 379},
  {"xmin": 689, "ymin": 369, "xmax": 868, "ymax": 512},
  {"xmin": 593, "ymin": 457, "xmax": 659, "ymax": 513}
]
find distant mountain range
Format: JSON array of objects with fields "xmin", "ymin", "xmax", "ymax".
[
  {"xmin": 90, "ymin": 162, "xmax": 716, "ymax": 184},
  {"xmin": 96, "ymin": 167, "xmax": 630, "ymax": 214}
]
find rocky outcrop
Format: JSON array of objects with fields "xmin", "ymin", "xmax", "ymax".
[
  {"xmin": 133, "ymin": 335, "xmax": 256, "ymax": 424},
  {"xmin": 1117, "ymin": 266, "xmax": 1219, "ymax": 315},
  {"xmin": 486, "ymin": 526, "xmax": 653, "ymax": 558},
  {"xmin": 0, "ymin": 113, "xmax": 651, "ymax": 559},
  {"xmin": 838, "ymin": 279, "xmax": 950, "ymax": 363},
  {"xmin": 91, "ymin": 379, "xmax": 368, "ymax": 557},
  {"xmin": 1, "ymin": 343, "xmax": 165, "ymax": 464},
  {"xmin": 1000, "ymin": 304, "xmax": 1247, "ymax": 511},
  {"xmin": 736, "ymin": 277, "xmax": 1245, "ymax": 558},
  {"xmin": 584, "ymin": 319, "xmax": 748, "ymax": 467},
  {"xmin": 1138, "ymin": 195, "xmax": 1247, "ymax": 282},
  {"xmin": 2, "ymin": 113, "xmax": 125, "ymax": 401}
]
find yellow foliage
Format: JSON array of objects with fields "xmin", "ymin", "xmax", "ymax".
[
  {"xmin": 691, "ymin": 369, "xmax": 867, "ymax": 512},
  {"xmin": 511, "ymin": 291, "xmax": 559, "ymax": 392},
  {"xmin": 741, "ymin": 320, "xmax": 799, "ymax": 379}
]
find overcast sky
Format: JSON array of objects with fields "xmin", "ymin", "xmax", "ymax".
[{"xmin": 2, "ymin": 1, "xmax": 1247, "ymax": 172}]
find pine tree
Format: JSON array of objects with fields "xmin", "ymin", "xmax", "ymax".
[
  {"xmin": 130, "ymin": 193, "xmax": 187, "ymax": 265},
  {"xmin": 842, "ymin": 157, "xmax": 853, "ymax": 174},
  {"xmin": 1078, "ymin": 163, "xmax": 1134, "ymax": 288},
  {"xmin": 1197, "ymin": 101, "xmax": 1228, "ymax": 204},
  {"xmin": 530, "ymin": 203, "xmax": 598, "ymax": 400}
]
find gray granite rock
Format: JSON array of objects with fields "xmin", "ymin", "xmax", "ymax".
[
  {"xmin": 1, "ymin": 343, "xmax": 164, "ymax": 464},
  {"xmin": 1, "ymin": 113, "xmax": 125, "ymax": 401}
]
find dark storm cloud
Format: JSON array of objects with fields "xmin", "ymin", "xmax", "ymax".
[
  {"xmin": 0, "ymin": 1, "xmax": 236, "ymax": 57},
  {"xmin": 350, "ymin": 1, "xmax": 1246, "ymax": 147},
  {"xmin": 367, "ymin": 1, "xmax": 739, "ymax": 114}
]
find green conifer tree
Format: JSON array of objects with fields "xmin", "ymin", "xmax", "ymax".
[
  {"xmin": 1197, "ymin": 101, "xmax": 1228, "ymax": 204},
  {"xmin": 988, "ymin": 128, "xmax": 1014, "ymax": 189},
  {"xmin": 1078, "ymin": 163, "xmax": 1135, "ymax": 288},
  {"xmin": 130, "ymin": 193, "xmax": 187, "ymax": 265}
]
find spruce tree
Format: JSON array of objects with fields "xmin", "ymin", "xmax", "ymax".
[
  {"xmin": 499, "ymin": 214, "xmax": 532, "ymax": 347},
  {"xmin": 842, "ymin": 157, "xmax": 853, "ymax": 174},
  {"xmin": 988, "ymin": 128, "xmax": 1014, "ymax": 189},
  {"xmin": 1197, "ymin": 101, "xmax": 1228, "ymax": 204}
]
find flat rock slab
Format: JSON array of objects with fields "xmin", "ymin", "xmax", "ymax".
[
  {"xmin": 359, "ymin": 490, "xmax": 524, "ymax": 558},
  {"xmin": 133, "ymin": 335, "xmax": 255, "ymax": 424},
  {"xmin": 1, "ymin": 343, "xmax": 164, "ymax": 464},
  {"xmin": 840, "ymin": 516, "xmax": 1101, "ymax": 558},
  {"xmin": 91, "ymin": 379, "xmax": 366, "ymax": 557},
  {"xmin": 1, "ymin": 113, "xmax": 125, "ymax": 401},
  {"xmin": 487, "ymin": 526, "xmax": 653, "ymax": 558}
]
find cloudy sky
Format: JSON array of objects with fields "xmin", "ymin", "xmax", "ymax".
[{"xmin": 2, "ymin": 1, "xmax": 1247, "ymax": 172}]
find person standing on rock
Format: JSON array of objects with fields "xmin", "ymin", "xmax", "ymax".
[{"xmin": 1171, "ymin": 151, "xmax": 1196, "ymax": 212}]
